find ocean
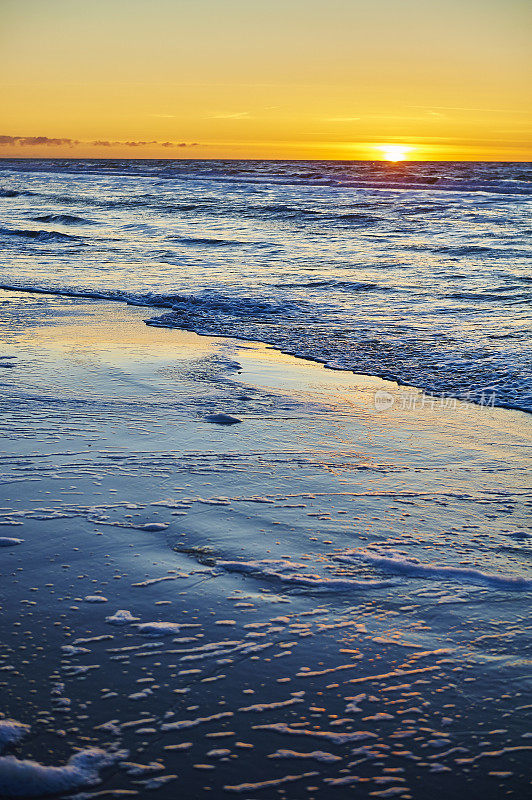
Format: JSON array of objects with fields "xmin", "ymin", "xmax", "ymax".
[
  {"xmin": 0, "ymin": 159, "xmax": 531, "ymax": 797},
  {"xmin": 1, "ymin": 158, "xmax": 531, "ymax": 411}
]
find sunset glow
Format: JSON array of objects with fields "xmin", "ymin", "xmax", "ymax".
[
  {"xmin": 377, "ymin": 145, "xmax": 413, "ymax": 161},
  {"xmin": 0, "ymin": 0, "xmax": 530, "ymax": 160}
]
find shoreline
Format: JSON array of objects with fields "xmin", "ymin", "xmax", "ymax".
[
  {"xmin": 0, "ymin": 291, "xmax": 530, "ymax": 799},
  {"xmin": 1, "ymin": 284, "xmax": 529, "ymax": 416}
]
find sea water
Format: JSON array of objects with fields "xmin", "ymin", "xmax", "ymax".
[
  {"xmin": 0, "ymin": 161, "xmax": 531, "ymax": 798},
  {"xmin": 0, "ymin": 158, "xmax": 530, "ymax": 410}
]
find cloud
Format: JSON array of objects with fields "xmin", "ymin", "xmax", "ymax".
[
  {"xmin": 0, "ymin": 135, "xmax": 199, "ymax": 148},
  {"xmin": 91, "ymin": 139, "xmax": 195, "ymax": 148},
  {"xmin": 0, "ymin": 135, "xmax": 79, "ymax": 146},
  {"xmin": 148, "ymin": 141, "xmax": 199, "ymax": 148},
  {"xmin": 326, "ymin": 117, "xmax": 361, "ymax": 122},
  {"xmin": 409, "ymin": 104, "xmax": 529, "ymax": 115},
  {"xmin": 209, "ymin": 112, "xmax": 250, "ymax": 119}
]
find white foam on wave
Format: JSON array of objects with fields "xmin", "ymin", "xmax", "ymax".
[
  {"xmin": 131, "ymin": 574, "xmax": 188, "ymax": 587},
  {"xmin": 105, "ymin": 609, "xmax": 140, "ymax": 626},
  {"xmin": 336, "ymin": 550, "xmax": 532, "ymax": 590},
  {"xmin": 161, "ymin": 711, "xmax": 234, "ymax": 732},
  {"xmin": 217, "ymin": 559, "xmax": 393, "ymax": 591},
  {"xmin": 0, "ymin": 748, "xmax": 124, "ymax": 798},
  {"xmin": 137, "ymin": 522, "xmax": 169, "ymax": 532},
  {"xmin": 135, "ymin": 622, "xmax": 182, "ymax": 636},
  {"xmin": 268, "ymin": 749, "xmax": 341, "ymax": 763},
  {"xmin": 224, "ymin": 771, "xmax": 318, "ymax": 793},
  {"xmin": 239, "ymin": 693, "xmax": 305, "ymax": 713},
  {"xmin": 253, "ymin": 723, "xmax": 378, "ymax": 745},
  {"xmin": 0, "ymin": 721, "xmax": 30, "ymax": 753}
]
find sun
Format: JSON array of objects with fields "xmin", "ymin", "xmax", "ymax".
[{"xmin": 377, "ymin": 144, "xmax": 412, "ymax": 162}]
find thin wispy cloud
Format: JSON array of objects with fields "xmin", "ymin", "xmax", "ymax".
[
  {"xmin": 326, "ymin": 117, "xmax": 361, "ymax": 122},
  {"xmin": 409, "ymin": 105, "xmax": 530, "ymax": 115},
  {"xmin": 326, "ymin": 112, "xmax": 449, "ymax": 123},
  {"xmin": 0, "ymin": 135, "xmax": 199, "ymax": 148},
  {"xmin": 209, "ymin": 112, "xmax": 251, "ymax": 119}
]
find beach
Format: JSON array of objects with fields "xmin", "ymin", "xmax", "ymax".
[{"xmin": 0, "ymin": 289, "xmax": 530, "ymax": 798}]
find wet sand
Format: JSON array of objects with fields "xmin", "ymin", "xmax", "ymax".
[{"xmin": 0, "ymin": 291, "xmax": 530, "ymax": 799}]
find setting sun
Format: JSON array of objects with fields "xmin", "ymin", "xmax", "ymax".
[{"xmin": 378, "ymin": 144, "xmax": 413, "ymax": 161}]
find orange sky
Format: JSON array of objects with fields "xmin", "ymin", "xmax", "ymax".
[{"xmin": 1, "ymin": 0, "xmax": 531, "ymax": 160}]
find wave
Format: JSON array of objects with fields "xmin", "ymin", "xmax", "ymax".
[
  {"xmin": 0, "ymin": 282, "xmax": 301, "ymax": 318},
  {"xmin": 246, "ymin": 206, "xmax": 379, "ymax": 225},
  {"xmin": 150, "ymin": 292, "xmax": 301, "ymax": 317},
  {"xmin": 30, "ymin": 213, "xmax": 94, "ymax": 225},
  {"xmin": 332, "ymin": 211, "xmax": 379, "ymax": 224},
  {"xmin": 433, "ymin": 245, "xmax": 495, "ymax": 256},
  {"xmin": 0, "ymin": 227, "xmax": 82, "ymax": 243},
  {"xmin": 278, "ymin": 280, "xmax": 385, "ymax": 292},
  {"xmin": 431, "ymin": 244, "xmax": 530, "ymax": 258},
  {"xmin": 336, "ymin": 550, "xmax": 531, "ymax": 590},
  {"xmin": 447, "ymin": 290, "xmax": 531, "ymax": 302},
  {"xmin": 167, "ymin": 236, "xmax": 244, "ymax": 247},
  {"xmin": 217, "ymin": 558, "xmax": 394, "ymax": 591},
  {"xmin": 2, "ymin": 159, "xmax": 531, "ymax": 195}
]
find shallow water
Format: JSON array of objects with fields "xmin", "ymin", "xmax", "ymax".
[
  {"xmin": 0, "ymin": 294, "xmax": 530, "ymax": 798},
  {"xmin": 0, "ymin": 159, "xmax": 531, "ymax": 411}
]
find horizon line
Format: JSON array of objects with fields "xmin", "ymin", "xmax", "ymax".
[{"xmin": 1, "ymin": 156, "xmax": 531, "ymax": 163}]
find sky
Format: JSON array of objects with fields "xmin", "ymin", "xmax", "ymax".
[{"xmin": 1, "ymin": 0, "xmax": 531, "ymax": 160}]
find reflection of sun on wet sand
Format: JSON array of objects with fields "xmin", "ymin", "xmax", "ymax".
[{"xmin": 0, "ymin": 291, "xmax": 530, "ymax": 797}]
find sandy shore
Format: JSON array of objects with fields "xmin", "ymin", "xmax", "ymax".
[{"xmin": 0, "ymin": 290, "xmax": 530, "ymax": 799}]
